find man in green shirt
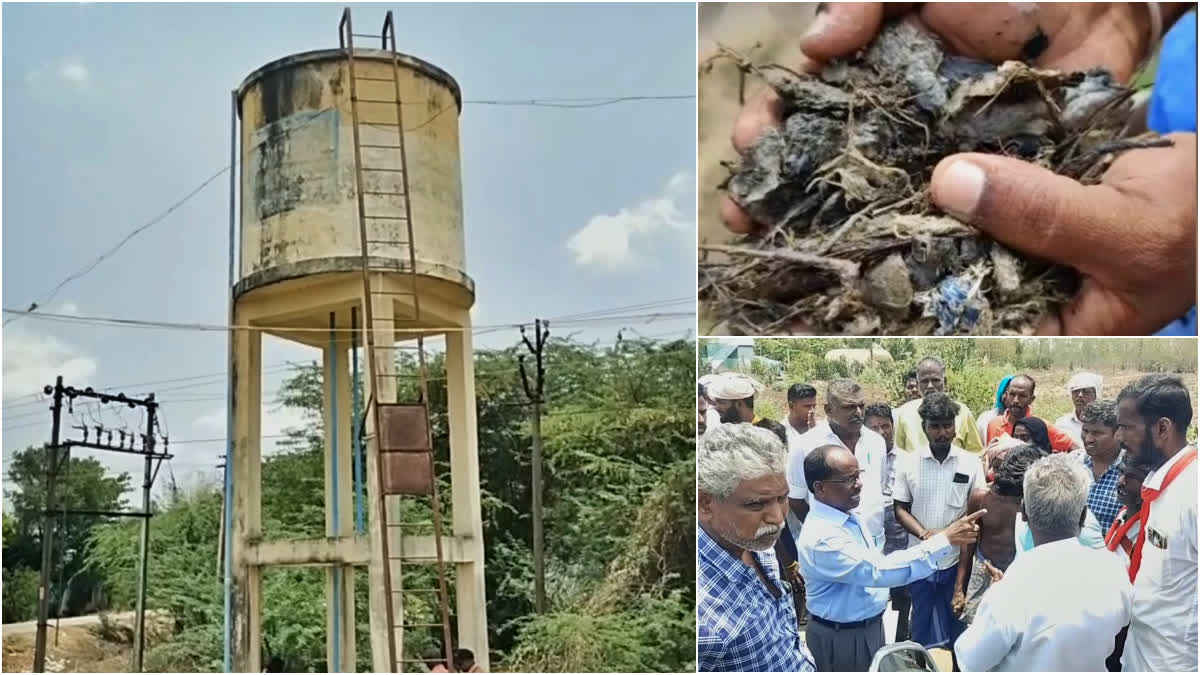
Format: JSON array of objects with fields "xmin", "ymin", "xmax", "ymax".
[{"xmin": 893, "ymin": 356, "xmax": 984, "ymax": 454}]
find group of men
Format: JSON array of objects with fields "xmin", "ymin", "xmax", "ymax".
[{"xmin": 697, "ymin": 357, "xmax": 1197, "ymax": 672}]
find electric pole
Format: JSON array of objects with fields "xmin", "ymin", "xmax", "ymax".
[
  {"xmin": 132, "ymin": 395, "xmax": 157, "ymax": 672},
  {"xmin": 518, "ymin": 319, "xmax": 549, "ymax": 613},
  {"xmin": 33, "ymin": 377, "xmax": 64, "ymax": 673},
  {"xmin": 31, "ymin": 379, "xmax": 171, "ymax": 673}
]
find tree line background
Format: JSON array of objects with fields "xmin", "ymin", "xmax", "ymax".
[
  {"xmin": 2, "ymin": 335, "xmax": 696, "ymax": 672},
  {"xmin": 700, "ymin": 337, "xmax": 1198, "ymax": 432}
]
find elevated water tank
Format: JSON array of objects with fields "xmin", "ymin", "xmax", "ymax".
[{"xmin": 234, "ymin": 49, "xmax": 473, "ymax": 300}]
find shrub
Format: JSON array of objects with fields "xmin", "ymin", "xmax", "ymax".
[{"xmin": 2, "ymin": 566, "xmax": 40, "ymax": 623}]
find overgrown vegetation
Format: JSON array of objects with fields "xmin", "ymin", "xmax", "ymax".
[
  {"xmin": 704, "ymin": 338, "xmax": 1199, "ymax": 433},
  {"xmin": 11, "ymin": 336, "xmax": 695, "ymax": 672}
]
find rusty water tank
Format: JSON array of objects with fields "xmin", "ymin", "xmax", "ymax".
[{"xmin": 234, "ymin": 49, "xmax": 472, "ymax": 299}]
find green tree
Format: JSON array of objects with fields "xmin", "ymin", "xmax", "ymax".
[
  {"xmin": 85, "ymin": 335, "xmax": 696, "ymax": 672},
  {"xmin": 3, "ymin": 446, "xmax": 131, "ymax": 616}
]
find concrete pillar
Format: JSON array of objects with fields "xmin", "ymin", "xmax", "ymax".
[
  {"xmin": 232, "ymin": 320, "xmax": 264, "ymax": 673},
  {"xmin": 364, "ymin": 275, "xmax": 399, "ymax": 672},
  {"xmin": 445, "ymin": 318, "xmax": 490, "ymax": 669},
  {"xmin": 324, "ymin": 314, "xmax": 357, "ymax": 671}
]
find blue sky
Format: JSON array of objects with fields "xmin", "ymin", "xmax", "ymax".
[{"xmin": 2, "ymin": 2, "xmax": 697, "ymax": 495}]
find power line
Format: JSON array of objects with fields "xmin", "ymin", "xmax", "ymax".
[
  {"xmin": 5, "ymin": 93, "xmax": 694, "ymax": 327},
  {"xmin": 0, "ymin": 307, "xmax": 692, "ymax": 335}
]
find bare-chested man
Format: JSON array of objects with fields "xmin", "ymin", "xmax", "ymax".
[{"xmin": 954, "ymin": 444, "xmax": 1047, "ymax": 624}]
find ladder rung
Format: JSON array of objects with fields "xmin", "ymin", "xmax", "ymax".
[
  {"xmin": 364, "ymin": 215, "xmax": 407, "ymax": 220},
  {"xmin": 393, "ymin": 588, "xmax": 443, "ymax": 593},
  {"xmin": 365, "ymin": 239, "xmax": 409, "ymax": 245},
  {"xmin": 399, "ymin": 659, "xmax": 446, "ymax": 664},
  {"xmin": 396, "ymin": 623, "xmax": 446, "ymax": 629},
  {"xmin": 390, "ymin": 556, "xmax": 441, "ymax": 562},
  {"xmin": 361, "ymin": 166, "xmax": 406, "ymax": 172},
  {"xmin": 357, "ymin": 75, "xmax": 397, "ymax": 82},
  {"xmin": 361, "ymin": 190, "xmax": 407, "ymax": 196},
  {"xmin": 360, "ymin": 143, "xmax": 402, "ymax": 149},
  {"xmin": 355, "ymin": 97, "xmax": 399, "ymax": 104}
]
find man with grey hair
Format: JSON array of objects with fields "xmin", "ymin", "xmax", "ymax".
[
  {"xmin": 698, "ymin": 423, "xmax": 815, "ymax": 672},
  {"xmin": 955, "ymin": 454, "xmax": 1132, "ymax": 671}
]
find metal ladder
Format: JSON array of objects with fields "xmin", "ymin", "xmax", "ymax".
[{"xmin": 339, "ymin": 8, "xmax": 455, "ymax": 672}]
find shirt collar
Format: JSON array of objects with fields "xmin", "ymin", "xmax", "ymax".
[
  {"xmin": 697, "ymin": 523, "xmax": 771, "ymax": 584},
  {"xmin": 808, "ymin": 497, "xmax": 852, "ymax": 527},
  {"xmin": 1082, "ymin": 448, "xmax": 1124, "ymax": 470},
  {"xmin": 917, "ymin": 442, "xmax": 965, "ymax": 460},
  {"xmin": 1143, "ymin": 444, "xmax": 1194, "ymax": 490}
]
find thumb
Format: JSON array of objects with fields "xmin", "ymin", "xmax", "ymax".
[
  {"xmin": 801, "ymin": 4, "xmax": 918, "ymax": 62},
  {"xmin": 930, "ymin": 154, "xmax": 1131, "ymax": 276}
]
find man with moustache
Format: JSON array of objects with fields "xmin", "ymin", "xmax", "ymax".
[
  {"xmin": 795, "ymin": 443, "xmax": 986, "ymax": 672},
  {"xmin": 1056, "ymin": 372, "xmax": 1103, "ymax": 447},
  {"xmin": 1115, "ymin": 375, "xmax": 1198, "ymax": 672},
  {"xmin": 893, "ymin": 393, "xmax": 985, "ymax": 663},
  {"xmin": 707, "ymin": 374, "xmax": 761, "ymax": 425},
  {"xmin": 789, "ymin": 380, "xmax": 886, "ymax": 542},
  {"xmin": 893, "ymin": 356, "xmax": 984, "ymax": 454},
  {"xmin": 697, "ymin": 423, "xmax": 816, "ymax": 672},
  {"xmin": 1104, "ymin": 461, "xmax": 1151, "ymax": 672},
  {"xmin": 985, "ymin": 374, "xmax": 1080, "ymax": 452},
  {"xmin": 1072, "ymin": 400, "xmax": 1125, "ymax": 532}
]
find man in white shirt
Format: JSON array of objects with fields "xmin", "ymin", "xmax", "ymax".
[
  {"xmin": 955, "ymin": 454, "xmax": 1133, "ymax": 672},
  {"xmin": 787, "ymin": 379, "xmax": 886, "ymax": 544},
  {"xmin": 1115, "ymin": 375, "xmax": 1198, "ymax": 672},
  {"xmin": 1055, "ymin": 371, "xmax": 1102, "ymax": 447},
  {"xmin": 784, "ymin": 383, "xmax": 818, "ymax": 452},
  {"xmin": 892, "ymin": 392, "xmax": 984, "ymax": 660}
]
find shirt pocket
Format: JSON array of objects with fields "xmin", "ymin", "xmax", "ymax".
[{"xmin": 947, "ymin": 479, "xmax": 970, "ymax": 510}]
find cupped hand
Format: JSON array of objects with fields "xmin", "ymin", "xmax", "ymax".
[
  {"xmin": 721, "ymin": 2, "xmax": 1162, "ymax": 234},
  {"xmin": 952, "ymin": 589, "xmax": 966, "ymax": 614},
  {"xmin": 930, "ymin": 133, "xmax": 1197, "ymax": 335}
]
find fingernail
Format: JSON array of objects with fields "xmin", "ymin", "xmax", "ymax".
[
  {"xmin": 804, "ymin": 10, "xmax": 832, "ymax": 41},
  {"xmin": 937, "ymin": 160, "xmax": 987, "ymax": 219}
]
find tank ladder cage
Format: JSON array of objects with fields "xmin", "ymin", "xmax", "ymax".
[{"xmin": 339, "ymin": 6, "xmax": 456, "ymax": 672}]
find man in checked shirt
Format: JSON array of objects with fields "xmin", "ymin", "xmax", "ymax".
[{"xmin": 698, "ymin": 423, "xmax": 817, "ymax": 672}]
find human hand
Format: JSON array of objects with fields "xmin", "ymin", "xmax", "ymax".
[
  {"xmin": 931, "ymin": 133, "xmax": 1197, "ymax": 335},
  {"xmin": 952, "ymin": 589, "xmax": 966, "ymax": 614},
  {"xmin": 720, "ymin": 2, "xmax": 1173, "ymax": 234},
  {"xmin": 982, "ymin": 560, "xmax": 1005, "ymax": 583},
  {"xmin": 943, "ymin": 509, "xmax": 987, "ymax": 547}
]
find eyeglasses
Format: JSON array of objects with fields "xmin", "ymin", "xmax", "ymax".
[{"xmin": 821, "ymin": 469, "xmax": 866, "ymax": 485}]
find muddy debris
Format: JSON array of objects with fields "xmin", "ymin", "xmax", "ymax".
[{"xmin": 700, "ymin": 21, "xmax": 1172, "ymax": 335}]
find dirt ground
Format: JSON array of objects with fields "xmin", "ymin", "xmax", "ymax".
[
  {"xmin": 698, "ymin": 3, "xmax": 820, "ymax": 332},
  {"xmin": 2, "ymin": 612, "xmax": 170, "ymax": 673}
]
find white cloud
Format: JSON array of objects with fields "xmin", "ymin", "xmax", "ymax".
[
  {"xmin": 566, "ymin": 170, "xmax": 694, "ymax": 268},
  {"xmin": 59, "ymin": 61, "xmax": 89, "ymax": 88},
  {"xmin": 26, "ymin": 59, "xmax": 91, "ymax": 91},
  {"xmin": 2, "ymin": 328, "xmax": 99, "ymax": 399},
  {"xmin": 192, "ymin": 402, "xmax": 310, "ymax": 451}
]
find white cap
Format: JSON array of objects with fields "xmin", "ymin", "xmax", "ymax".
[
  {"xmin": 1067, "ymin": 372, "xmax": 1103, "ymax": 397},
  {"xmin": 707, "ymin": 373, "xmax": 757, "ymax": 400}
]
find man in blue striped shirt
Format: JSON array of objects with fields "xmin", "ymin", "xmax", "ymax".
[{"xmin": 698, "ymin": 423, "xmax": 816, "ymax": 672}]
